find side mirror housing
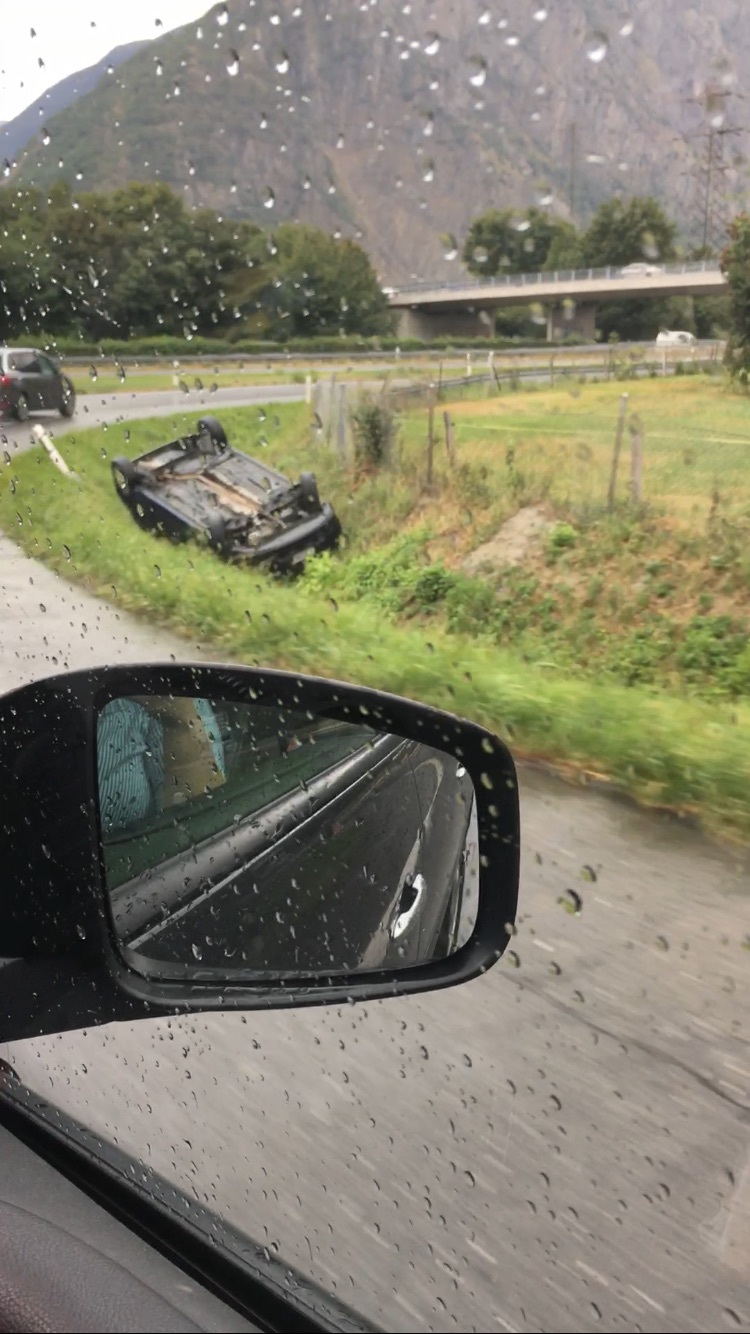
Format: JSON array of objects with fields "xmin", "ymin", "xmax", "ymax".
[{"xmin": 0, "ymin": 664, "xmax": 520, "ymax": 1040}]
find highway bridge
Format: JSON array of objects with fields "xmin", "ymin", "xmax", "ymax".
[{"xmin": 386, "ymin": 260, "xmax": 726, "ymax": 341}]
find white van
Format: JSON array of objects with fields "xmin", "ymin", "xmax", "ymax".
[{"xmin": 655, "ymin": 330, "xmax": 697, "ymax": 348}]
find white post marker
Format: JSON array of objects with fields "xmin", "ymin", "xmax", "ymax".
[
  {"xmin": 32, "ymin": 424, "xmax": 77, "ymax": 478},
  {"xmin": 305, "ymin": 374, "xmax": 313, "ymax": 404}
]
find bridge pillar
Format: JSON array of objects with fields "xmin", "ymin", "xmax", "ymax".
[
  {"xmin": 546, "ymin": 302, "xmax": 597, "ymax": 343},
  {"xmin": 395, "ymin": 307, "xmax": 492, "ymax": 341}
]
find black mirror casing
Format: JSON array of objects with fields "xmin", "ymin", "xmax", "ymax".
[{"xmin": 0, "ymin": 664, "xmax": 520, "ymax": 1041}]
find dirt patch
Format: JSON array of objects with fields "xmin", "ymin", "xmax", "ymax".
[{"xmin": 463, "ymin": 504, "xmax": 552, "ymax": 575}]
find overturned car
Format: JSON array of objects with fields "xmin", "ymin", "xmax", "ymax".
[{"xmin": 111, "ymin": 416, "xmax": 341, "ymax": 573}]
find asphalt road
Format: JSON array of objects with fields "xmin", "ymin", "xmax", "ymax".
[
  {"xmin": 1, "ymin": 391, "xmax": 749, "ymax": 1333},
  {"xmin": 0, "ymin": 381, "xmax": 308, "ymax": 455}
]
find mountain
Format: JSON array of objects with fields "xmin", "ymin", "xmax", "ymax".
[
  {"xmin": 8, "ymin": 1, "xmax": 750, "ymax": 280},
  {"xmin": 1, "ymin": 42, "xmax": 148, "ymax": 165}
]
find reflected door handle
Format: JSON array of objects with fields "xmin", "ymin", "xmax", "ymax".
[{"xmin": 390, "ymin": 873, "xmax": 426, "ymax": 940}]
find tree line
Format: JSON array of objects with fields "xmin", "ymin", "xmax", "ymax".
[
  {"xmin": 0, "ymin": 181, "xmax": 392, "ymax": 342},
  {"xmin": 0, "ymin": 179, "xmax": 739, "ymax": 348},
  {"xmin": 461, "ymin": 196, "xmax": 730, "ymax": 341}
]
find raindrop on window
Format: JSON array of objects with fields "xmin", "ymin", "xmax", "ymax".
[
  {"xmin": 263, "ymin": 187, "xmax": 275, "ymax": 209},
  {"xmin": 558, "ymin": 889, "xmax": 583, "ymax": 916},
  {"xmin": 468, "ymin": 55, "xmax": 487, "ymax": 88},
  {"xmin": 226, "ymin": 51, "xmax": 240, "ymax": 77},
  {"xmin": 217, "ymin": 3, "xmax": 229, "ymax": 26},
  {"xmin": 585, "ymin": 32, "xmax": 609, "ymax": 63},
  {"xmin": 424, "ymin": 32, "xmax": 440, "ymax": 55},
  {"xmin": 276, "ymin": 50, "xmax": 291, "ymax": 74}
]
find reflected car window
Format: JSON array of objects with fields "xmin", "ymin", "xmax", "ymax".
[{"xmin": 99, "ymin": 697, "xmax": 380, "ymax": 890}]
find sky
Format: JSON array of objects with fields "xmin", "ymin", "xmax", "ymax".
[{"xmin": 0, "ymin": 0, "xmax": 211, "ymax": 123}]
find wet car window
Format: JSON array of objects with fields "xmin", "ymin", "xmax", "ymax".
[{"xmin": 2, "ymin": 4, "xmax": 750, "ymax": 1333}]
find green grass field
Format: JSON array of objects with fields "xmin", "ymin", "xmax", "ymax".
[{"xmin": 1, "ymin": 380, "xmax": 750, "ymax": 839}]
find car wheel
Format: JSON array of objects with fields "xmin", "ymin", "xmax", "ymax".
[
  {"xmin": 196, "ymin": 416, "xmax": 228, "ymax": 449},
  {"xmin": 59, "ymin": 377, "xmax": 76, "ymax": 418},
  {"xmin": 298, "ymin": 471, "xmax": 320, "ymax": 511},
  {"xmin": 14, "ymin": 394, "xmax": 30, "ymax": 422},
  {"xmin": 111, "ymin": 457, "xmax": 141, "ymax": 498}
]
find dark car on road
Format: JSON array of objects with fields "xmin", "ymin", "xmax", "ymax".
[
  {"xmin": 111, "ymin": 414, "xmax": 341, "ymax": 573},
  {"xmin": 100, "ymin": 702, "xmax": 476, "ymax": 978},
  {"xmin": 0, "ymin": 346, "xmax": 76, "ymax": 420}
]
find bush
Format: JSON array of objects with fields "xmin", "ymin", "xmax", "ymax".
[
  {"xmin": 350, "ymin": 394, "xmax": 399, "ymax": 469},
  {"xmin": 547, "ymin": 522, "xmax": 579, "ymax": 559}
]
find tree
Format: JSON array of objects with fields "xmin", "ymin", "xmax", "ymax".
[
  {"xmin": 260, "ymin": 224, "xmax": 392, "ymax": 340},
  {"xmin": 462, "ymin": 208, "xmax": 581, "ymax": 277},
  {"xmin": 582, "ymin": 196, "xmax": 678, "ymax": 268},
  {"xmin": 582, "ymin": 196, "xmax": 680, "ymax": 341},
  {"xmin": 721, "ymin": 214, "xmax": 750, "ymax": 380},
  {"xmin": 543, "ymin": 227, "xmax": 585, "ymax": 272}
]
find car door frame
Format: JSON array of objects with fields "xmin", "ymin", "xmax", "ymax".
[
  {"xmin": 35, "ymin": 350, "xmax": 64, "ymax": 409},
  {"xmin": 0, "ymin": 1070, "xmax": 375, "ymax": 1332}
]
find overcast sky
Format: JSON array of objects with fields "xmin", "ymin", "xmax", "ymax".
[{"xmin": 0, "ymin": 1, "xmax": 211, "ymax": 122}]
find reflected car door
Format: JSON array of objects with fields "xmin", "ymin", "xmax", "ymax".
[
  {"xmin": 108, "ymin": 728, "xmax": 433, "ymax": 976},
  {"xmin": 408, "ymin": 747, "xmax": 475, "ymax": 958},
  {"xmin": 36, "ymin": 352, "xmax": 63, "ymax": 409}
]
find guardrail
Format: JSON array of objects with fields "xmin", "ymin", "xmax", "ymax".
[
  {"xmin": 57, "ymin": 337, "xmax": 724, "ymax": 368},
  {"xmin": 388, "ymin": 260, "xmax": 724, "ymax": 297},
  {"xmin": 386, "ymin": 349, "xmax": 724, "ymax": 400}
]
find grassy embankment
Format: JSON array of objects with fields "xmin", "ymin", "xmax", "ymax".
[{"xmin": 1, "ymin": 374, "xmax": 749, "ymax": 838}]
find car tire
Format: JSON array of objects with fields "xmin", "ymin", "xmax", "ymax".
[
  {"xmin": 59, "ymin": 377, "xmax": 76, "ymax": 418},
  {"xmin": 298, "ymin": 471, "xmax": 320, "ymax": 511},
  {"xmin": 14, "ymin": 394, "xmax": 30, "ymax": 422},
  {"xmin": 197, "ymin": 416, "xmax": 228, "ymax": 449},
  {"xmin": 111, "ymin": 457, "xmax": 141, "ymax": 498}
]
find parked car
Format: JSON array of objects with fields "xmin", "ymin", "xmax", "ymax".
[
  {"xmin": 111, "ymin": 415, "xmax": 342, "ymax": 574},
  {"xmin": 620, "ymin": 262, "xmax": 664, "ymax": 277},
  {"xmin": 655, "ymin": 329, "xmax": 697, "ymax": 347},
  {"xmin": 0, "ymin": 346, "xmax": 76, "ymax": 420}
]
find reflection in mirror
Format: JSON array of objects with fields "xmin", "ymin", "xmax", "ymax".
[{"xmin": 96, "ymin": 694, "xmax": 479, "ymax": 980}]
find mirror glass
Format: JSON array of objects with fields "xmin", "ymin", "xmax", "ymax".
[{"xmin": 96, "ymin": 693, "xmax": 479, "ymax": 979}]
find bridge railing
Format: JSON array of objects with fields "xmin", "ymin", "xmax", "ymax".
[{"xmin": 388, "ymin": 260, "xmax": 723, "ymax": 297}]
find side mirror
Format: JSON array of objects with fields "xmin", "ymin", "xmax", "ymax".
[{"xmin": 0, "ymin": 664, "xmax": 520, "ymax": 1040}]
